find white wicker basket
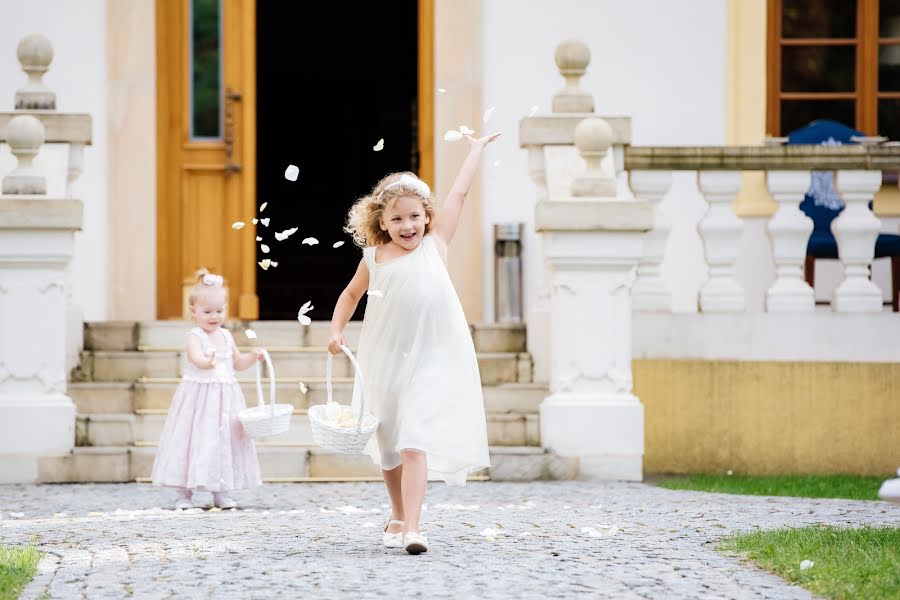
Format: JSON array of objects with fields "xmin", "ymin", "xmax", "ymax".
[
  {"xmin": 308, "ymin": 345, "xmax": 378, "ymax": 454},
  {"xmin": 238, "ymin": 348, "xmax": 294, "ymax": 439}
]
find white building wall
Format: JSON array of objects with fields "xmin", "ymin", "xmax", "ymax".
[
  {"xmin": 0, "ymin": 0, "xmax": 109, "ymax": 321},
  {"xmin": 481, "ymin": 0, "xmax": 727, "ymax": 318}
]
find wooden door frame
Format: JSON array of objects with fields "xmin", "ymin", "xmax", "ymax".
[{"xmin": 419, "ymin": 0, "xmax": 434, "ymax": 186}]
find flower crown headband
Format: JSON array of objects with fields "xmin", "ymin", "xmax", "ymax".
[{"xmin": 376, "ymin": 173, "xmax": 431, "ymax": 202}]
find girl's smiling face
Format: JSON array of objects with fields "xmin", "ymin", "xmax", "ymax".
[
  {"xmin": 380, "ymin": 195, "xmax": 430, "ymax": 250},
  {"xmin": 190, "ymin": 292, "xmax": 227, "ymax": 332}
]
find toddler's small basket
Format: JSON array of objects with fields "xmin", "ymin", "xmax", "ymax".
[
  {"xmin": 238, "ymin": 349, "xmax": 294, "ymax": 438},
  {"xmin": 308, "ymin": 345, "xmax": 378, "ymax": 454}
]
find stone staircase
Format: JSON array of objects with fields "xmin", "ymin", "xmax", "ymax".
[{"xmin": 39, "ymin": 321, "xmax": 577, "ymax": 482}]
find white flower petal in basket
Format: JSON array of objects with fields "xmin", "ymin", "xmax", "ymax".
[{"xmin": 238, "ymin": 349, "xmax": 294, "ymax": 439}]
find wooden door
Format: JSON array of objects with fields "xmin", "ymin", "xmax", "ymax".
[{"xmin": 156, "ymin": 0, "xmax": 258, "ymax": 319}]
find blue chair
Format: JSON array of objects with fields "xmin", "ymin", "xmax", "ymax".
[{"xmin": 786, "ymin": 119, "xmax": 900, "ymax": 311}]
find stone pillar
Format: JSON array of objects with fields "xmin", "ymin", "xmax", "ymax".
[
  {"xmin": 629, "ymin": 170, "xmax": 673, "ymax": 311},
  {"xmin": 0, "ymin": 115, "xmax": 82, "ymax": 482},
  {"xmin": 536, "ymin": 118, "xmax": 651, "ymax": 481},
  {"xmin": 765, "ymin": 170, "xmax": 814, "ymax": 311},
  {"xmin": 697, "ymin": 171, "xmax": 745, "ymax": 311},
  {"xmin": 832, "ymin": 170, "xmax": 883, "ymax": 312}
]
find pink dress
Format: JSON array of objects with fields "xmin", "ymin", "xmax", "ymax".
[{"xmin": 151, "ymin": 327, "xmax": 262, "ymax": 492}]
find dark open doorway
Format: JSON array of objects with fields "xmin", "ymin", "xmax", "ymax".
[{"xmin": 256, "ymin": 1, "xmax": 419, "ymax": 320}]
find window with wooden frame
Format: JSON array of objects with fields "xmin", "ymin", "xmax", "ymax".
[{"xmin": 767, "ymin": 0, "xmax": 900, "ymax": 139}]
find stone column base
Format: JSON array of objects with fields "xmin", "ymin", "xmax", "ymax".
[
  {"xmin": 0, "ymin": 394, "xmax": 75, "ymax": 458},
  {"xmin": 540, "ymin": 395, "xmax": 643, "ymax": 481}
]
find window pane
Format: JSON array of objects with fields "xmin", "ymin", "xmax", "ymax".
[
  {"xmin": 782, "ymin": 46, "xmax": 855, "ymax": 92},
  {"xmin": 880, "ymin": 45, "xmax": 900, "ymax": 90},
  {"xmin": 191, "ymin": 0, "xmax": 221, "ymax": 139},
  {"xmin": 783, "ymin": 0, "xmax": 856, "ymax": 38},
  {"xmin": 878, "ymin": 99, "xmax": 900, "ymax": 140},
  {"xmin": 780, "ymin": 100, "xmax": 856, "ymax": 135},
  {"xmin": 880, "ymin": 0, "xmax": 900, "ymax": 37}
]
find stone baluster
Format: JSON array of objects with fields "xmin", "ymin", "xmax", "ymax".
[
  {"xmin": 536, "ymin": 117, "xmax": 651, "ymax": 481},
  {"xmin": 2, "ymin": 114, "xmax": 47, "ymax": 195},
  {"xmin": 526, "ymin": 146, "xmax": 551, "ymax": 384},
  {"xmin": 629, "ymin": 170, "xmax": 673, "ymax": 311},
  {"xmin": 832, "ymin": 170, "xmax": 883, "ymax": 312},
  {"xmin": 697, "ymin": 171, "xmax": 745, "ymax": 311},
  {"xmin": 765, "ymin": 171, "xmax": 814, "ymax": 311}
]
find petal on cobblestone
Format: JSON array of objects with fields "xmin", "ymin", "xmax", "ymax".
[
  {"xmin": 362, "ymin": 523, "xmax": 376, "ymax": 528},
  {"xmin": 9, "ymin": 512, "xmax": 24, "ymax": 518}
]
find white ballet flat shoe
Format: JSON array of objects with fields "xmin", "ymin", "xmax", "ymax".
[
  {"xmin": 213, "ymin": 493, "xmax": 237, "ymax": 509},
  {"xmin": 174, "ymin": 497, "xmax": 193, "ymax": 510},
  {"xmin": 403, "ymin": 531, "xmax": 428, "ymax": 555},
  {"xmin": 383, "ymin": 519, "xmax": 404, "ymax": 548}
]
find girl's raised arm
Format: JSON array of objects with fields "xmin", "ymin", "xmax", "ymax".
[
  {"xmin": 433, "ymin": 132, "xmax": 501, "ymax": 246},
  {"xmin": 328, "ymin": 258, "xmax": 370, "ymax": 354}
]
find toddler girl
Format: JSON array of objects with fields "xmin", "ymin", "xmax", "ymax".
[
  {"xmin": 151, "ymin": 269, "xmax": 263, "ymax": 509},
  {"xmin": 328, "ymin": 132, "xmax": 501, "ymax": 553}
]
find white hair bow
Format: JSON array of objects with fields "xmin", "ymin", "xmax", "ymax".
[
  {"xmin": 377, "ymin": 173, "xmax": 431, "ymax": 201},
  {"xmin": 202, "ymin": 274, "xmax": 224, "ymax": 287}
]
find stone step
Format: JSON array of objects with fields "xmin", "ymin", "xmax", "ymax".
[
  {"xmin": 37, "ymin": 445, "xmax": 576, "ymax": 483},
  {"xmin": 85, "ymin": 321, "xmax": 527, "ymax": 353},
  {"xmin": 69, "ymin": 381, "xmax": 547, "ymax": 415},
  {"xmin": 75, "ymin": 410, "xmax": 540, "ymax": 448},
  {"xmin": 78, "ymin": 350, "xmax": 532, "ymax": 385}
]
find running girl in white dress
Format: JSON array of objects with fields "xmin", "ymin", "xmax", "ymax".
[{"xmin": 327, "ymin": 132, "xmax": 501, "ymax": 554}]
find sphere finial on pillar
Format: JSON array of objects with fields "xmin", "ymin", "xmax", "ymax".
[
  {"xmin": 571, "ymin": 117, "xmax": 615, "ymax": 197},
  {"xmin": 16, "ymin": 34, "xmax": 56, "ymax": 109},
  {"xmin": 3, "ymin": 115, "xmax": 47, "ymax": 195},
  {"xmin": 553, "ymin": 39, "xmax": 594, "ymax": 114}
]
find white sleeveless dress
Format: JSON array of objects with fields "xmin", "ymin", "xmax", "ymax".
[{"xmin": 353, "ymin": 234, "xmax": 490, "ymax": 485}]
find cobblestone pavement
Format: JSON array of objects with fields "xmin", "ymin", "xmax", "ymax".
[{"xmin": 1, "ymin": 482, "xmax": 898, "ymax": 599}]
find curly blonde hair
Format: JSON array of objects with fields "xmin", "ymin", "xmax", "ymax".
[
  {"xmin": 188, "ymin": 267, "xmax": 227, "ymax": 306},
  {"xmin": 345, "ymin": 172, "xmax": 436, "ymax": 247}
]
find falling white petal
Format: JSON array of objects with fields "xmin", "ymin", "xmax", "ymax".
[
  {"xmin": 459, "ymin": 125, "xmax": 474, "ymax": 135},
  {"xmin": 245, "ymin": 329, "xmax": 257, "ymax": 340},
  {"xmin": 727, "ymin": 469, "xmax": 734, "ymax": 476},
  {"xmin": 302, "ymin": 237, "xmax": 319, "ymax": 246},
  {"xmin": 285, "ymin": 164, "xmax": 299, "ymax": 181},
  {"xmin": 493, "ymin": 160, "xmax": 501, "ymax": 168},
  {"xmin": 298, "ymin": 315, "xmax": 311, "ymax": 326},
  {"xmin": 275, "ymin": 227, "xmax": 298, "ymax": 242},
  {"xmin": 332, "ymin": 241, "xmax": 345, "ymax": 248},
  {"xmin": 373, "ymin": 138, "xmax": 384, "ymax": 152},
  {"xmin": 232, "ymin": 222, "xmax": 245, "ymax": 230},
  {"xmin": 270, "ymin": 261, "xmax": 278, "ymax": 267},
  {"xmin": 800, "ymin": 560, "xmax": 814, "ymax": 571},
  {"xmin": 528, "ymin": 105, "xmax": 539, "ymax": 117},
  {"xmin": 259, "ymin": 202, "xmax": 268, "ymax": 212},
  {"xmin": 258, "ymin": 259, "xmax": 271, "ymax": 270},
  {"xmin": 367, "ymin": 289, "xmax": 383, "ymax": 298},
  {"xmin": 298, "ymin": 382, "xmax": 308, "ymax": 394},
  {"xmin": 483, "ymin": 106, "xmax": 495, "ymax": 124},
  {"xmin": 252, "ymin": 218, "xmax": 259, "ymax": 225},
  {"xmin": 443, "ymin": 130, "xmax": 463, "ymax": 142},
  {"xmin": 256, "ymin": 236, "xmax": 262, "ymax": 242},
  {"xmin": 260, "ymin": 218, "xmax": 270, "ymax": 227},
  {"xmin": 437, "ymin": 88, "xmax": 446, "ymax": 93},
  {"xmin": 261, "ymin": 244, "xmax": 270, "ymax": 254}
]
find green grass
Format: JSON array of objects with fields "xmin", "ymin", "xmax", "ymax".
[
  {"xmin": 719, "ymin": 526, "xmax": 900, "ymax": 600},
  {"xmin": 0, "ymin": 545, "xmax": 41, "ymax": 600},
  {"xmin": 656, "ymin": 473, "xmax": 888, "ymax": 500}
]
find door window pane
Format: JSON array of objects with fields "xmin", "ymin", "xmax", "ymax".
[
  {"xmin": 880, "ymin": 0, "xmax": 900, "ymax": 37},
  {"xmin": 879, "ymin": 45, "xmax": 900, "ymax": 90},
  {"xmin": 780, "ymin": 99, "xmax": 856, "ymax": 135},
  {"xmin": 878, "ymin": 99, "xmax": 900, "ymax": 140},
  {"xmin": 191, "ymin": 0, "xmax": 221, "ymax": 139},
  {"xmin": 782, "ymin": 45, "xmax": 855, "ymax": 92},
  {"xmin": 783, "ymin": 0, "xmax": 856, "ymax": 38}
]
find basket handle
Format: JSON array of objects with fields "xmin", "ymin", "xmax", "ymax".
[
  {"xmin": 253, "ymin": 348, "xmax": 276, "ymax": 415},
  {"xmin": 326, "ymin": 344, "xmax": 367, "ymax": 433}
]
